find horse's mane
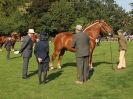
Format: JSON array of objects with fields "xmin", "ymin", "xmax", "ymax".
[
  {"xmin": 83, "ymin": 20, "xmax": 101, "ymax": 31},
  {"xmin": 85, "ymin": 20, "xmax": 100, "ymax": 27},
  {"xmin": 57, "ymin": 19, "xmax": 106, "ymax": 35},
  {"xmin": 11, "ymin": 32, "xmax": 18, "ymax": 35},
  {"xmin": 83, "ymin": 19, "xmax": 106, "ymax": 31}
]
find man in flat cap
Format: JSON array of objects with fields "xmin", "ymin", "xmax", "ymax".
[
  {"xmin": 114, "ymin": 29, "xmax": 127, "ymax": 70},
  {"xmin": 72, "ymin": 25, "xmax": 90, "ymax": 84}
]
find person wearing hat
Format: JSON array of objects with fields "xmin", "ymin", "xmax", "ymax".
[
  {"xmin": 114, "ymin": 29, "xmax": 127, "ymax": 70},
  {"xmin": 34, "ymin": 32, "xmax": 49, "ymax": 84},
  {"xmin": 72, "ymin": 25, "xmax": 90, "ymax": 84},
  {"xmin": 4, "ymin": 36, "xmax": 12, "ymax": 60},
  {"xmin": 14, "ymin": 29, "xmax": 35, "ymax": 79}
]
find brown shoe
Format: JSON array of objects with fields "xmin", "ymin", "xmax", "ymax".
[
  {"xmin": 75, "ymin": 81, "xmax": 83, "ymax": 84},
  {"xmin": 121, "ymin": 67, "xmax": 126, "ymax": 69},
  {"xmin": 116, "ymin": 67, "xmax": 122, "ymax": 70}
]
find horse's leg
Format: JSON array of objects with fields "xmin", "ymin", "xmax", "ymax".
[
  {"xmin": 49, "ymin": 49, "xmax": 60, "ymax": 70},
  {"xmin": 57, "ymin": 48, "xmax": 66, "ymax": 69},
  {"xmin": 11, "ymin": 42, "xmax": 15, "ymax": 51},
  {"xmin": 0, "ymin": 43, "xmax": 3, "ymax": 51},
  {"xmin": 11, "ymin": 45, "xmax": 14, "ymax": 51},
  {"xmin": 88, "ymin": 49, "xmax": 94, "ymax": 70}
]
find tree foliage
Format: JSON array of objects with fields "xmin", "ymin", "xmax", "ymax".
[{"xmin": 0, "ymin": 0, "xmax": 133, "ymax": 35}]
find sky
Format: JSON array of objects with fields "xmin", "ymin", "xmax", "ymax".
[{"xmin": 115, "ymin": 0, "xmax": 132, "ymax": 12}]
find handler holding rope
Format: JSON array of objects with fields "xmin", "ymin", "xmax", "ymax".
[{"xmin": 114, "ymin": 29, "xmax": 127, "ymax": 70}]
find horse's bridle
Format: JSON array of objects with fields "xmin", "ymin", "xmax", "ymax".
[
  {"xmin": 99, "ymin": 22, "xmax": 109, "ymax": 34},
  {"xmin": 84, "ymin": 21, "xmax": 110, "ymax": 41}
]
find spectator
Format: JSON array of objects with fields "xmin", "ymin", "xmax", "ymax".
[
  {"xmin": 4, "ymin": 36, "xmax": 12, "ymax": 60},
  {"xmin": 34, "ymin": 32, "xmax": 49, "ymax": 84}
]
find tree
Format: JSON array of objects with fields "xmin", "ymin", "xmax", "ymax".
[
  {"xmin": 0, "ymin": 0, "xmax": 27, "ymax": 34},
  {"xmin": 33, "ymin": 0, "xmax": 75, "ymax": 34},
  {"xmin": 0, "ymin": 0, "xmax": 132, "ymax": 35}
]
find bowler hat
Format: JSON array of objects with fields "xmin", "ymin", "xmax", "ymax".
[
  {"xmin": 40, "ymin": 32, "xmax": 47, "ymax": 36},
  {"xmin": 40, "ymin": 32, "xmax": 49, "ymax": 41}
]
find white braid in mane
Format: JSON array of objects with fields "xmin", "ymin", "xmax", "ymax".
[{"xmin": 83, "ymin": 21, "xmax": 99, "ymax": 32}]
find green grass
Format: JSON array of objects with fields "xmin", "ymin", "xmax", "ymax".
[{"xmin": 0, "ymin": 41, "xmax": 133, "ymax": 99}]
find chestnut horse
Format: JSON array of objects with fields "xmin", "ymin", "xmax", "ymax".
[
  {"xmin": 0, "ymin": 32, "xmax": 20, "ymax": 51},
  {"xmin": 50, "ymin": 20, "xmax": 111, "ymax": 69},
  {"xmin": 0, "ymin": 36, "xmax": 7, "ymax": 51},
  {"xmin": 11, "ymin": 32, "xmax": 21, "ymax": 51},
  {"xmin": 31, "ymin": 33, "xmax": 39, "ymax": 43}
]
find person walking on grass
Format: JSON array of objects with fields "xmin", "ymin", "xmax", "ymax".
[
  {"xmin": 34, "ymin": 32, "xmax": 49, "ymax": 84},
  {"xmin": 114, "ymin": 29, "xmax": 127, "ymax": 70},
  {"xmin": 4, "ymin": 36, "xmax": 12, "ymax": 60},
  {"xmin": 72, "ymin": 25, "xmax": 90, "ymax": 84}
]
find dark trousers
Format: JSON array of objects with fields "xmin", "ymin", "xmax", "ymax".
[
  {"xmin": 6, "ymin": 51, "xmax": 10, "ymax": 60},
  {"xmin": 76, "ymin": 56, "xmax": 89, "ymax": 82},
  {"xmin": 22, "ymin": 57, "xmax": 30, "ymax": 78},
  {"xmin": 38, "ymin": 62, "xmax": 48, "ymax": 83}
]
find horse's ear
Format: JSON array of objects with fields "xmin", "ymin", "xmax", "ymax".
[
  {"xmin": 98, "ymin": 19, "xmax": 100, "ymax": 22},
  {"xmin": 93, "ymin": 20, "xmax": 99, "ymax": 23},
  {"xmin": 99, "ymin": 19, "xmax": 104, "ymax": 23}
]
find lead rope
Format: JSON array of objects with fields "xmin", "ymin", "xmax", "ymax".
[
  {"xmin": 109, "ymin": 36, "xmax": 114, "ymax": 70},
  {"xmin": 100, "ymin": 23, "xmax": 114, "ymax": 70}
]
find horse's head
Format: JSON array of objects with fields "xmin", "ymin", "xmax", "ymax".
[
  {"xmin": 99, "ymin": 20, "xmax": 111, "ymax": 35},
  {"xmin": 83, "ymin": 20, "xmax": 111, "ymax": 40},
  {"xmin": 11, "ymin": 32, "xmax": 21, "ymax": 41},
  {"xmin": 31, "ymin": 33, "xmax": 39, "ymax": 43}
]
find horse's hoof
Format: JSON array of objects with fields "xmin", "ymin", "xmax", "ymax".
[
  {"xmin": 11, "ymin": 49, "xmax": 15, "ymax": 51},
  {"xmin": 49, "ymin": 67, "xmax": 54, "ymax": 70},
  {"xmin": 89, "ymin": 67, "xmax": 94, "ymax": 71},
  {"xmin": 57, "ymin": 66, "xmax": 61, "ymax": 69}
]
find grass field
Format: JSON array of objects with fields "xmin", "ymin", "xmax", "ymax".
[{"xmin": 0, "ymin": 41, "xmax": 133, "ymax": 99}]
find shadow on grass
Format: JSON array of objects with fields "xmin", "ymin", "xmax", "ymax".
[
  {"xmin": 93, "ymin": 61, "xmax": 115, "ymax": 67},
  {"xmin": 10, "ymin": 55, "xmax": 21, "ymax": 59},
  {"xmin": 61, "ymin": 61, "xmax": 116, "ymax": 79},
  {"xmin": 62, "ymin": 61, "xmax": 115, "ymax": 68},
  {"xmin": 28, "ymin": 70, "xmax": 38, "ymax": 77},
  {"xmin": 47, "ymin": 70, "xmax": 63, "ymax": 82},
  {"xmin": 88, "ymin": 68, "xmax": 94, "ymax": 80},
  {"xmin": 62, "ymin": 62, "xmax": 76, "ymax": 68},
  {"xmin": 62, "ymin": 62, "xmax": 94, "ymax": 79}
]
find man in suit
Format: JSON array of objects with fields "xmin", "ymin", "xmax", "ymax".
[
  {"xmin": 34, "ymin": 32, "xmax": 49, "ymax": 84},
  {"xmin": 4, "ymin": 36, "xmax": 12, "ymax": 60},
  {"xmin": 15, "ymin": 29, "xmax": 35, "ymax": 79},
  {"xmin": 72, "ymin": 25, "xmax": 90, "ymax": 84},
  {"xmin": 114, "ymin": 29, "xmax": 127, "ymax": 70}
]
